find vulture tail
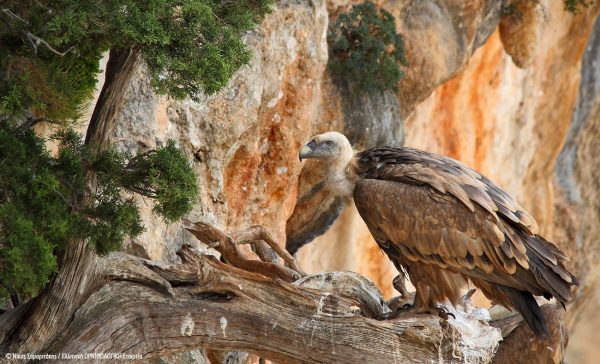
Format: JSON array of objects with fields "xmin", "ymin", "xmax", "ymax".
[{"xmin": 498, "ymin": 285, "xmax": 549, "ymax": 337}]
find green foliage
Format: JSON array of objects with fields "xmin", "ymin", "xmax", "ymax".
[
  {"xmin": 119, "ymin": 140, "xmax": 199, "ymax": 222},
  {"xmin": 0, "ymin": 125, "xmax": 197, "ymax": 302},
  {"xmin": 0, "ymin": 205, "xmax": 58, "ymax": 303},
  {"xmin": 0, "ymin": 0, "xmax": 220, "ymax": 305},
  {"xmin": 0, "ymin": 0, "xmax": 273, "ymax": 123},
  {"xmin": 563, "ymin": 0, "xmax": 592, "ymax": 13},
  {"xmin": 328, "ymin": 1, "xmax": 407, "ymax": 94}
]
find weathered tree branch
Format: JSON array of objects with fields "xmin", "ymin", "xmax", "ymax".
[
  {"xmin": 84, "ymin": 47, "xmax": 141, "ymax": 152},
  {"xmin": 230, "ymin": 225, "xmax": 305, "ymax": 275},
  {"xmin": 43, "ymin": 244, "xmax": 500, "ymax": 363},
  {"xmin": 184, "ymin": 221, "xmax": 303, "ymax": 283},
  {"xmin": 1, "ymin": 223, "xmax": 506, "ymax": 363}
]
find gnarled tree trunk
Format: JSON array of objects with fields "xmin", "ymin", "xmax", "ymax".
[
  {"xmin": 85, "ymin": 47, "xmax": 141, "ymax": 152},
  {"xmin": 2, "ymin": 222, "xmax": 507, "ymax": 363},
  {"xmin": 1, "ymin": 46, "xmax": 142, "ymax": 356}
]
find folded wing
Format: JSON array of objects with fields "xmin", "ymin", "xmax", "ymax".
[{"xmin": 353, "ymin": 147, "xmax": 575, "ymax": 305}]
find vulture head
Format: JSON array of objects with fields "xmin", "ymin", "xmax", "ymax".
[
  {"xmin": 298, "ymin": 131, "xmax": 353, "ymax": 164},
  {"xmin": 299, "ymin": 132, "xmax": 357, "ymax": 197}
]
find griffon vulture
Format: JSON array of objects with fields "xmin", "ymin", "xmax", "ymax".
[{"xmin": 298, "ymin": 131, "xmax": 577, "ymax": 336}]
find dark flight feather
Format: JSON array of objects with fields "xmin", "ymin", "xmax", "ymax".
[{"xmin": 497, "ymin": 285, "xmax": 549, "ymax": 337}]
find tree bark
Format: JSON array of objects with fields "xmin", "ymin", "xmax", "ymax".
[
  {"xmin": 1, "ymin": 223, "xmax": 505, "ymax": 363},
  {"xmin": 84, "ymin": 47, "xmax": 141, "ymax": 152},
  {"xmin": 0, "ymin": 239, "xmax": 101, "ymax": 355}
]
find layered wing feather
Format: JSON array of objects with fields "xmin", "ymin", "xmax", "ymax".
[{"xmin": 353, "ymin": 147, "xmax": 576, "ymax": 304}]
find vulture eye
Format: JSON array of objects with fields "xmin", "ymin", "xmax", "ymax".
[{"xmin": 325, "ymin": 141, "xmax": 333, "ymax": 147}]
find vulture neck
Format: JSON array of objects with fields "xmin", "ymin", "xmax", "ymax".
[{"xmin": 326, "ymin": 148, "xmax": 357, "ymax": 197}]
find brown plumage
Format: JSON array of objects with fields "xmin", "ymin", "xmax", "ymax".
[{"xmin": 298, "ymin": 132, "xmax": 577, "ymax": 336}]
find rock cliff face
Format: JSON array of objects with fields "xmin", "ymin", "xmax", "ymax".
[
  {"xmin": 109, "ymin": 0, "xmax": 600, "ymax": 361},
  {"xmin": 114, "ymin": 0, "xmax": 331, "ymax": 261}
]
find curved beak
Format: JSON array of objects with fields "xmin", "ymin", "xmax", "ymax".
[{"xmin": 298, "ymin": 140, "xmax": 317, "ymax": 161}]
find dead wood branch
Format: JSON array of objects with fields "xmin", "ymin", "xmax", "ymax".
[
  {"xmin": 183, "ymin": 221, "xmax": 303, "ymax": 282},
  {"xmin": 42, "ymin": 243, "xmax": 500, "ymax": 363},
  {"xmin": 1, "ymin": 222, "xmax": 509, "ymax": 363},
  {"xmin": 231, "ymin": 225, "xmax": 305, "ymax": 275}
]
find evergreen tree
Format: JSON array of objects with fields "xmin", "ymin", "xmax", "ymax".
[{"xmin": 0, "ymin": 0, "xmax": 272, "ymax": 305}]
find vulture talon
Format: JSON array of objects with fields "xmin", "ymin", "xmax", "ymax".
[{"xmin": 436, "ymin": 307, "xmax": 456, "ymax": 321}]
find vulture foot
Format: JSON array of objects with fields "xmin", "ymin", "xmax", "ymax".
[
  {"xmin": 410, "ymin": 304, "xmax": 457, "ymax": 320},
  {"xmin": 381, "ymin": 300, "xmax": 457, "ymax": 321},
  {"xmin": 435, "ymin": 306, "xmax": 456, "ymax": 320},
  {"xmin": 381, "ymin": 292, "xmax": 416, "ymax": 320}
]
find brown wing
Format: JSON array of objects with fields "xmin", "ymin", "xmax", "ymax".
[
  {"xmin": 353, "ymin": 147, "xmax": 576, "ymax": 304},
  {"xmin": 356, "ymin": 147, "xmax": 540, "ymax": 235}
]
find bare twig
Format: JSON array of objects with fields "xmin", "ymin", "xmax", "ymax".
[
  {"xmin": 16, "ymin": 115, "xmax": 46, "ymax": 134},
  {"xmin": 52, "ymin": 190, "xmax": 75, "ymax": 210},
  {"xmin": 25, "ymin": 32, "xmax": 75, "ymax": 56},
  {"xmin": 2, "ymin": 8, "xmax": 29, "ymax": 24},
  {"xmin": 2, "ymin": 8, "xmax": 75, "ymax": 56}
]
